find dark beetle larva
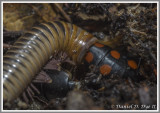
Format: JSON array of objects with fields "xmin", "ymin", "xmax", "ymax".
[
  {"xmin": 3, "ymin": 21, "xmax": 97, "ymax": 102},
  {"xmin": 84, "ymin": 42, "xmax": 139, "ymax": 81},
  {"xmin": 3, "ymin": 21, "xmax": 138, "ymax": 103}
]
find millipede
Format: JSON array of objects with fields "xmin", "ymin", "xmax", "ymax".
[{"xmin": 3, "ymin": 21, "xmax": 138, "ymax": 103}]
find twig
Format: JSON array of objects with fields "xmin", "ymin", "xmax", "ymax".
[{"xmin": 54, "ymin": 3, "xmax": 72, "ymax": 22}]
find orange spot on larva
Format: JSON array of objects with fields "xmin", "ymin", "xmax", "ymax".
[
  {"xmin": 110, "ymin": 50, "xmax": 120, "ymax": 59},
  {"xmin": 94, "ymin": 43, "xmax": 104, "ymax": 48},
  {"xmin": 128, "ymin": 60, "xmax": 138, "ymax": 69},
  {"xmin": 85, "ymin": 52, "xmax": 93, "ymax": 63},
  {"xmin": 100, "ymin": 64, "xmax": 112, "ymax": 75}
]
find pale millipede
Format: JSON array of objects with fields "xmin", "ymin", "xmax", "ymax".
[{"xmin": 3, "ymin": 21, "xmax": 97, "ymax": 102}]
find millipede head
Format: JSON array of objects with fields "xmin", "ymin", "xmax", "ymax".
[{"xmin": 41, "ymin": 69, "xmax": 76, "ymax": 100}]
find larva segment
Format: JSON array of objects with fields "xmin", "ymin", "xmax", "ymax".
[{"xmin": 3, "ymin": 21, "xmax": 97, "ymax": 102}]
